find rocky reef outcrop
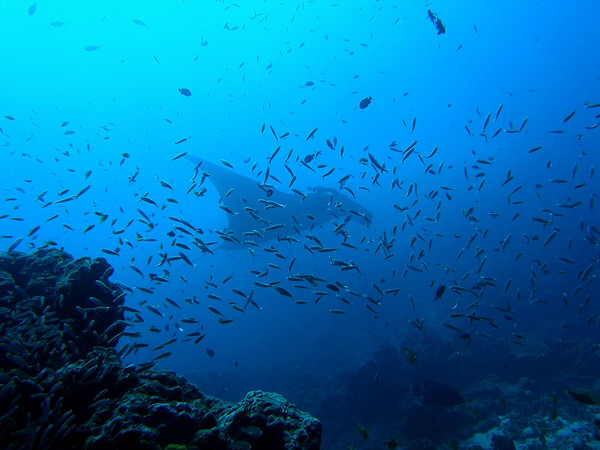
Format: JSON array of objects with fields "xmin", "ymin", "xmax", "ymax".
[{"xmin": 0, "ymin": 248, "xmax": 321, "ymax": 449}]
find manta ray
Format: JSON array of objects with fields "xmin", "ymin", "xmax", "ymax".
[{"xmin": 186, "ymin": 155, "xmax": 373, "ymax": 249}]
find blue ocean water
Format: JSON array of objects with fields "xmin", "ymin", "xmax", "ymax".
[{"xmin": 2, "ymin": 1, "xmax": 599, "ymax": 447}]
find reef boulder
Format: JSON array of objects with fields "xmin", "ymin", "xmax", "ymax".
[{"xmin": 0, "ymin": 248, "xmax": 321, "ymax": 449}]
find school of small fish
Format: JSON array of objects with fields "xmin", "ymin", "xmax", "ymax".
[{"xmin": 2, "ymin": 2, "xmax": 599, "ymax": 370}]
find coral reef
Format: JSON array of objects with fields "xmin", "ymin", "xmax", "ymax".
[{"xmin": 0, "ymin": 248, "xmax": 321, "ymax": 449}]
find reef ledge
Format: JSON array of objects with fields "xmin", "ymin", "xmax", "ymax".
[{"xmin": 0, "ymin": 248, "xmax": 321, "ymax": 449}]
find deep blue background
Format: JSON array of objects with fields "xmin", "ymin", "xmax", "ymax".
[{"xmin": 1, "ymin": 1, "xmax": 599, "ymax": 447}]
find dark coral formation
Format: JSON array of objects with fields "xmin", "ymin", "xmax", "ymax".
[{"xmin": 0, "ymin": 248, "xmax": 321, "ymax": 449}]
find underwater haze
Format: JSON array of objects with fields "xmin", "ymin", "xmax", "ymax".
[{"xmin": 2, "ymin": 1, "xmax": 600, "ymax": 448}]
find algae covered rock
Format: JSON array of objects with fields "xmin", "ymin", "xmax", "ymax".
[
  {"xmin": 0, "ymin": 248, "xmax": 322, "ymax": 449},
  {"xmin": 195, "ymin": 390, "xmax": 322, "ymax": 449}
]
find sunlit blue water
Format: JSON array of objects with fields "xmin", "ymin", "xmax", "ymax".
[{"xmin": 2, "ymin": 1, "xmax": 599, "ymax": 447}]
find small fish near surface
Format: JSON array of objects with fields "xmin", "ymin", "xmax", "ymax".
[
  {"xmin": 179, "ymin": 88, "xmax": 192, "ymax": 97},
  {"xmin": 427, "ymin": 10, "xmax": 446, "ymax": 35},
  {"xmin": 359, "ymin": 97, "xmax": 372, "ymax": 109},
  {"xmin": 403, "ymin": 347, "xmax": 417, "ymax": 364},
  {"xmin": 433, "ymin": 285, "xmax": 446, "ymax": 301}
]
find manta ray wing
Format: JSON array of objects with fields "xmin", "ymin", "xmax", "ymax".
[{"xmin": 186, "ymin": 155, "xmax": 372, "ymax": 249}]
